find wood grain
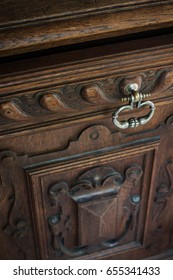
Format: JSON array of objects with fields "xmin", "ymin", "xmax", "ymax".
[
  {"xmin": 0, "ymin": 2, "xmax": 173, "ymax": 56},
  {"xmin": 1, "ymin": 0, "xmax": 171, "ymax": 27},
  {"xmin": 1, "ymin": 0, "xmax": 173, "ymax": 261}
]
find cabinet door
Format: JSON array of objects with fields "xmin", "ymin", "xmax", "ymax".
[
  {"xmin": 21, "ymin": 125, "xmax": 159, "ymax": 260},
  {"xmin": 1, "ymin": 112, "xmax": 173, "ymax": 260}
]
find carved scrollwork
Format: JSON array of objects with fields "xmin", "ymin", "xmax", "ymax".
[
  {"xmin": 3, "ymin": 219, "xmax": 27, "ymax": 239},
  {"xmin": 125, "ymin": 164, "xmax": 144, "ymax": 183},
  {"xmin": 48, "ymin": 164, "xmax": 143, "ymax": 258},
  {"xmin": 165, "ymin": 114, "xmax": 173, "ymax": 130},
  {"xmin": 0, "ymin": 101, "xmax": 30, "ymax": 121},
  {"xmin": 49, "ymin": 181, "xmax": 68, "ymax": 207},
  {"xmin": 119, "ymin": 68, "xmax": 173, "ymax": 98},
  {"xmin": 49, "ymin": 165, "xmax": 142, "ymax": 204},
  {"xmin": 0, "ymin": 151, "xmax": 28, "ymax": 258},
  {"xmin": 80, "ymin": 84, "xmax": 110, "ymax": 104},
  {"xmin": 153, "ymin": 160, "xmax": 173, "ymax": 221},
  {"xmin": 68, "ymin": 166, "xmax": 124, "ymax": 203},
  {"xmin": 152, "ymin": 69, "xmax": 173, "ymax": 94},
  {"xmin": 39, "ymin": 92, "xmax": 71, "ymax": 112},
  {"xmin": 1, "ymin": 67, "xmax": 173, "ymax": 125}
]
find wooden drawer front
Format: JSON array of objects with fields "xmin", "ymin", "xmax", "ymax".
[{"xmin": 0, "ymin": 38, "xmax": 173, "ymax": 136}]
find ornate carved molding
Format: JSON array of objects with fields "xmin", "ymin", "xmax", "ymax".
[
  {"xmin": 0, "ymin": 101, "xmax": 30, "ymax": 121},
  {"xmin": 49, "ymin": 166, "xmax": 125, "ymax": 204},
  {"xmin": 0, "ymin": 67, "xmax": 173, "ymax": 123},
  {"xmin": 153, "ymin": 160, "xmax": 173, "ymax": 221},
  {"xmin": 80, "ymin": 84, "xmax": 110, "ymax": 105},
  {"xmin": 166, "ymin": 114, "xmax": 173, "ymax": 130},
  {"xmin": 48, "ymin": 164, "xmax": 143, "ymax": 257},
  {"xmin": 0, "ymin": 151, "xmax": 28, "ymax": 258},
  {"xmin": 152, "ymin": 69, "xmax": 173, "ymax": 94},
  {"xmin": 39, "ymin": 92, "xmax": 71, "ymax": 112},
  {"xmin": 38, "ymin": 68, "xmax": 173, "ymax": 111},
  {"xmin": 1, "ymin": 0, "xmax": 169, "ymax": 31}
]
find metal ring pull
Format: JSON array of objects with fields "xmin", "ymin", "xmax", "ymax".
[{"xmin": 112, "ymin": 83, "xmax": 156, "ymax": 129}]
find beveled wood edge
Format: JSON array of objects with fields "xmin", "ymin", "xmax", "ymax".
[
  {"xmin": 0, "ymin": 3, "xmax": 173, "ymax": 57},
  {"xmin": 0, "ymin": 0, "xmax": 172, "ymax": 30}
]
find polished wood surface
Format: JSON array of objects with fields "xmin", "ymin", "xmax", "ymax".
[
  {"xmin": 0, "ymin": 1, "xmax": 173, "ymax": 260},
  {"xmin": 0, "ymin": 0, "xmax": 173, "ymax": 56}
]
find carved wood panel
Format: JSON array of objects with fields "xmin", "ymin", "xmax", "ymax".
[
  {"xmin": 29, "ymin": 148, "xmax": 156, "ymax": 259},
  {"xmin": 1, "ymin": 116, "xmax": 173, "ymax": 259},
  {"xmin": 46, "ymin": 164, "xmax": 143, "ymax": 258},
  {"xmin": 153, "ymin": 160, "xmax": 173, "ymax": 222},
  {"xmin": 16, "ymin": 123, "xmax": 159, "ymax": 260},
  {"xmin": 0, "ymin": 151, "xmax": 36, "ymax": 260},
  {"xmin": 133, "ymin": 114, "xmax": 173, "ymax": 256}
]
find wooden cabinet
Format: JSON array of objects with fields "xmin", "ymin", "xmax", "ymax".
[{"xmin": 0, "ymin": 0, "xmax": 173, "ymax": 260}]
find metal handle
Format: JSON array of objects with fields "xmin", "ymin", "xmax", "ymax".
[{"xmin": 112, "ymin": 83, "xmax": 156, "ymax": 129}]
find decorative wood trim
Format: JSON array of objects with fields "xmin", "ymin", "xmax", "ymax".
[
  {"xmin": 1, "ymin": 0, "xmax": 171, "ymax": 30},
  {"xmin": 16, "ymin": 122, "xmax": 159, "ymax": 259},
  {"xmin": 0, "ymin": 101, "xmax": 31, "ymax": 121},
  {"xmin": 166, "ymin": 114, "xmax": 173, "ymax": 130},
  {"xmin": 49, "ymin": 165, "xmax": 143, "ymax": 204},
  {"xmin": 39, "ymin": 92, "xmax": 70, "ymax": 112},
  {"xmin": 0, "ymin": 2, "xmax": 173, "ymax": 57},
  {"xmin": 0, "ymin": 151, "xmax": 28, "ymax": 258},
  {"xmin": 47, "ymin": 164, "xmax": 143, "ymax": 257},
  {"xmin": 153, "ymin": 160, "xmax": 173, "ymax": 221},
  {"xmin": 0, "ymin": 68, "xmax": 173, "ymax": 123},
  {"xmin": 21, "ymin": 124, "xmax": 160, "ymax": 173}
]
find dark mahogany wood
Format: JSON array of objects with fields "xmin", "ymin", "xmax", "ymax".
[{"xmin": 0, "ymin": 0, "xmax": 173, "ymax": 260}]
